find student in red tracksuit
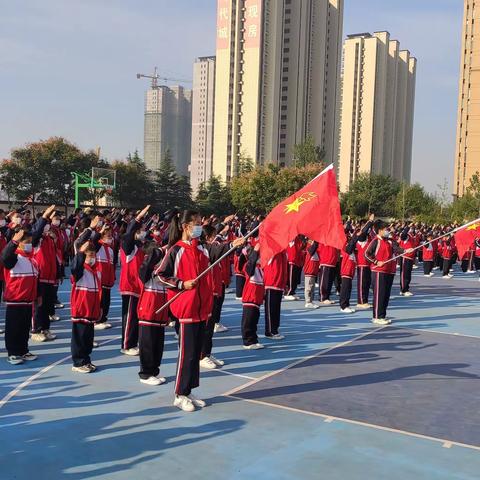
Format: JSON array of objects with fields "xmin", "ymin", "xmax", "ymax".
[
  {"xmin": 339, "ymin": 235, "xmax": 357, "ymax": 313},
  {"xmin": 365, "ymin": 220, "xmax": 413, "ymax": 325},
  {"xmin": 285, "ymin": 235, "xmax": 304, "ymax": 300},
  {"xmin": 441, "ymin": 236, "xmax": 454, "ymax": 278},
  {"xmin": 422, "ymin": 233, "xmax": 436, "ymax": 276},
  {"xmin": 474, "ymin": 237, "xmax": 480, "ymax": 271},
  {"xmin": 263, "ymin": 251, "xmax": 288, "ymax": 340},
  {"xmin": 31, "ymin": 205, "xmax": 58, "ymax": 343},
  {"xmin": 318, "ymin": 244, "xmax": 339, "ymax": 304},
  {"xmin": 399, "ymin": 226, "xmax": 416, "ymax": 296},
  {"xmin": 234, "ymin": 246, "xmax": 248, "ymax": 300},
  {"xmin": 119, "ymin": 205, "xmax": 150, "ymax": 355},
  {"xmin": 200, "ymin": 225, "xmax": 245, "ymax": 369},
  {"xmin": 2, "ymin": 227, "xmax": 39, "ymax": 365},
  {"xmin": 354, "ymin": 216, "xmax": 374, "ymax": 308},
  {"xmin": 70, "ymin": 242, "xmax": 102, "ymax": 373},
  {"xmin": 156, "ymin": 210, "xmax": 213, "ymax": 412},
  {"xmin": 137, "ymin": 242, "xmax": 169, "ymax": 386},
  {"xmin": 91, "ymin": 225, "xmax": 116, "ymax": 329},
  {"xmin": 241, "ymin": 243, "xmax": 265, "ymax": 349},
  {"xmin": 303, "ymin": 240, "xmax": 320, "ymax": 308},
  {"xmin": 0, "ymin": 210, "xmax": 8, "ymax": 333}
]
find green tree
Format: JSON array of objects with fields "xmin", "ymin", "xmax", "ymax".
[
  {"xmin": 155, "ymin": 150, "xmax": 184, "ymax": 212},
  {"xmin": 0, "ymin": 160, "xmax": 24, "ymax": 207},
  {"xmin": 395, "ymin": 182, "xmax": 439, "ymax": 221},
  {"xmin": 230, "ymin": 163, "xmax": 322, "ymax": 214},
  {"xmin": 293, "ymin": 134, "xmax": 325, "ymax": 167},
  {"xmin": 235, "ymin": 152, "xmax": 255, "ymax": 176},
  {"xmin": 341, "ymin": 173, "xmax": 401, "ymax": 217},
  {"xmin": 195, "ymin": 176, "xmax": 232, "ymax": 216},
  {"xmin": 111, "ymin": 152, "xmax": 155, "ymax": 209}
]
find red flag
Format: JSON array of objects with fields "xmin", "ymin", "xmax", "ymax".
[
  {"xmin": 259, "ymin": 164, "xmax": 346, "ymax": 266},
  {"xmin": 454, "ymin": 220, "xmax": 480, "ymax": 259}
]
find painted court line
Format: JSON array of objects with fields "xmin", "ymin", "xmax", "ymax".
[
  {"xmin": 222, "ymin": 326, "xmax": 386, "ymax": 397},
  {"xmin": 0, "ymin": 335, "xmax": 121, "ymax": 410},
  {"xmin": 226, "ymin": 395, "xmax": 480, "ymax": 452}
]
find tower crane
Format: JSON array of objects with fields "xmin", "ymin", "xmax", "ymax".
[{"xmin": 136, "ymin": 66, "xmax": 191, "ymax": 88}]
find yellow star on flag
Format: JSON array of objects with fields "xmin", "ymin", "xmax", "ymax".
[
  {"xmin": 466, "ymin": 223, "xmax": 480, "ymax": 231},
  {"xmin": 284, "ymin": 198, "xmax": 303, "ymax": 214}
]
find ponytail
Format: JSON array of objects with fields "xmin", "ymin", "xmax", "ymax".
[{"xmin": 168, "ymin": 209, "xmax": 199, "ymax": 247}]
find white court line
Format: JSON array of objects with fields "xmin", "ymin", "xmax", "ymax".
[
  {"xmin": 396, "ymin": 326, "xmax": 480, "ymax": 340},
  {"xmin": 0, "ymin": 335, "xmax": 121, "ymax": 410},
  {"xmin": 222, "ymin": 327, "xmax": 386, "ymax": 396},
  {"xmin": 226, "ymin": 395, "xmax": 480, "ymax": 452},
  {"xmin": 213, "ymin": 369, "xmax": 255, "ymax": 381}
]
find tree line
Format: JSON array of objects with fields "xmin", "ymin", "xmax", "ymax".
[{"xmin": 1, "ymin": 136, "xmax": 479, "ymax": 224}]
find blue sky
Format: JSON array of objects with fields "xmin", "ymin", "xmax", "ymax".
[{"xmin": 0, "ymin": 0, "xmax": 463, "ymax": 193}]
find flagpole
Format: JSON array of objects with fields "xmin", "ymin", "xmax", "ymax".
[
  {"xmin": 155, "ymin": 223, "xmax": 261, "ymax": 315},
  {"xmin": 386, "ymin": 217, "xmax": 480, "ymax": 264}
]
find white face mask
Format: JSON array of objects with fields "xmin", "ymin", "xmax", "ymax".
[
  {"xmin": 191, "ymin": 225, "xmax": 203, "ymax": 239},
  {"xmin": 22, "ymin": 243, "xmax": 32, "ymax": 253},
  {"xmin": 43, "ymin": 224, "xmax": 51, "ymax": 233},
  {"xmin": 103, "ymin": 238, "xmax": 113, "ymax": 245},
  {"xmin": 12, "ymin": 217, "xmax": 22, "ymax": 225},
  {"xmin": 137, "ymin": 231, "xmax": 147, "ymax": 241},
  {"xmin": 153, "ymin": 230, "xmax": 161, "ymax": 237},
  {"xmin": 97, "ymin": 220, "xmax": 104, "ymax": 228},
  {"xmin": 52, "ymin": 219, "xmax": 60, "ymax": 227},
  {"xmin": 86, "ymin": 257, "xmax": 96, "ymax": 266},
  {"xmin": 0, "ymin": 219, "xmax": 5, "ymax": 227}
]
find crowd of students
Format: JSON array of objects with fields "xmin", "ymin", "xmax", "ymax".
[{"xmin": 0, "ymin": 205, "xmax": 475, "ymax": 412}]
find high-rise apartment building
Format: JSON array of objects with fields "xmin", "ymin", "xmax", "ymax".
[
  {"xmin": 213, "ymin": 0, "xmax": 344, "ymax": 181},
  {"xmin": 144, "ymin": 85, "xmax": 192, "ymax": 175},
  {"xmin": 337, "ymin": 32, "xmax": 417, "ymax": 191},
  {"xmin": 454, "ymin": 0, "xmax": 480, "ymax": 197},
  {"xmin": 190, "ymin": 56, "xmax": 216, "ymax": 194}
]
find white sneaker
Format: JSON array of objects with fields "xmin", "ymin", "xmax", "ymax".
[
  {"xmin": 0, "ymin": 328, "xmax": 4, "ymax": 334},
  {"xmin": 49, "ymin": 314, "xmax": 61, "ymax": 322},
  {"xmin": 94, "ymin": 322, "xmax": 112, "ymax": 330},
  {"xmin": 356, "ymin": 303, "xmax": 371, "ymax": 309},
  {"xmin": 235, "ymin": 296, "xmax": 242, "ymax": 301},
  {"xmin": 372, "ymin": 318, "xmax": 391, "ymax": 325},
  {"xmin": 341, "ymin": 307, "xmax": 355, "ymax": 314},
  {"xmin": 72, "ymin": 364, "xmax": 94, "ymax": 374},
  {"xmin": 188, "ymin": 394, "xmax": 206, "ymax": 408},
  {"xmin": 140, "ymin": 375, "xmax": 166, "ymax": 386},
  {"xmin": 442, "ymin": 275, "xmax": 452, "ymax": 280},
  {"xmin": 467, "ymin": 270, "xmax": 476, "ymax": 274},
  {"xmin": 268, "ymin": 334, "xmax": 285, "ymax": 341},
  {"xmin": 200, "ymin": 357, "xmax": 217, "ymax": 369},
  {"xmin": 174, "ymin": 395, "xmax": 195, "ymax": 412},
  {"xmin": 429, "ymin": 272, "xmax": 434, "ymax": 277},
  {"xmin": 214, "ymin": 323, "xmax": 228, "ymax": 333},
  {"xmin": 42, "ymin": 330, "xmax": 57, "ymax": 341},
  {"xmin": 92, "ymin": 341, "xmax": 99, "ymax": 348},
  {"xmin": 7, "ymin": 355, "xmax": 24, "ymax": 365},
  {"xmin": 423, "ymin": 274, "xmax": 431, "ymax": 277},
  {"xmin": 321, "ymin": 299, "xmax": 335, "ymax": 305},
  {"xmin": 412, "ymin": 265, "xmax": 418, "ymax": 269},
  {"xmin": 31, "ymin": 332, "xmax": 47, "ymax": 342},
  {"xmin": 120, "ymin": 347, "xmax": 139, "ymax": 356},
  {"xmin": 243, "ymin": 343, "xmax": 265, "ymax": 350},
  {"xmin": 403, "ymin": 292, "xmax": 414, "ymax": 297},
  {"xmin": 22, "ymin": 352, "xmax": 38, "ymax": 361},
  {"xmin": 209, "ymin": 355, "xmax": 225, "ymax": 367},
  {"xmin": 168, "ymin": 321, "xmax": 176, "ymax": 328},
  {"xmin": 55, "ymin": 303, "xmax": 65, "ymax": 309},
  {"xmin": 305, "ymin": 302, "xmax": 319, "ymax": 309}
]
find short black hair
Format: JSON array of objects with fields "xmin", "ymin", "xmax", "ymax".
[{"xmin": 373, "ymin": 219, "xmax": 387, "ymax": 234}]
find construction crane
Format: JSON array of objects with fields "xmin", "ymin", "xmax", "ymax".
[{"xmin": 136, "ymin": 66, "xmax": 191, "ymax": 88}]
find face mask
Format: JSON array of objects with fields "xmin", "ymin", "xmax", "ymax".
[
  {"xmin": 22, "ymin": 243, "xmax": 33, "ymax": 253},
  {"xmin": 382, "ymin": 230, "xmax": 391, "ymax": 239},
  {"xmin": 191, "ymin": 225, "xmax": 203, "ymax": 239},
  {"xmin": 97, "ymin": 220, "xmax": 104, "ymax": 228},
  {"xmin": 86, "ymin": 258, "xmax": 96, "ymax": 266},
  {"xmin": 137, "ymin": 231, "xmax": 147, "ymax": 241},
  {"xmin": 12, "ymin": 217, "xmax": 22, "ymax": 225},
  {"xmin": 153, "ymin": 230, "xmax": 161, "ymax": 237},
  {"xmin": 103, "ymin": 238, "xmax": 113, "ymax": 245},
  {"xmin": 52, "ymin": 219, "xmax": 60, "ymax": 227},
  {"xmin": 0, "ymin": 219, "xmax": 5, "ymax": 227},
  {"xmin": 43, "ymin": 224, "xmax": 51, "ymax": 233}
]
